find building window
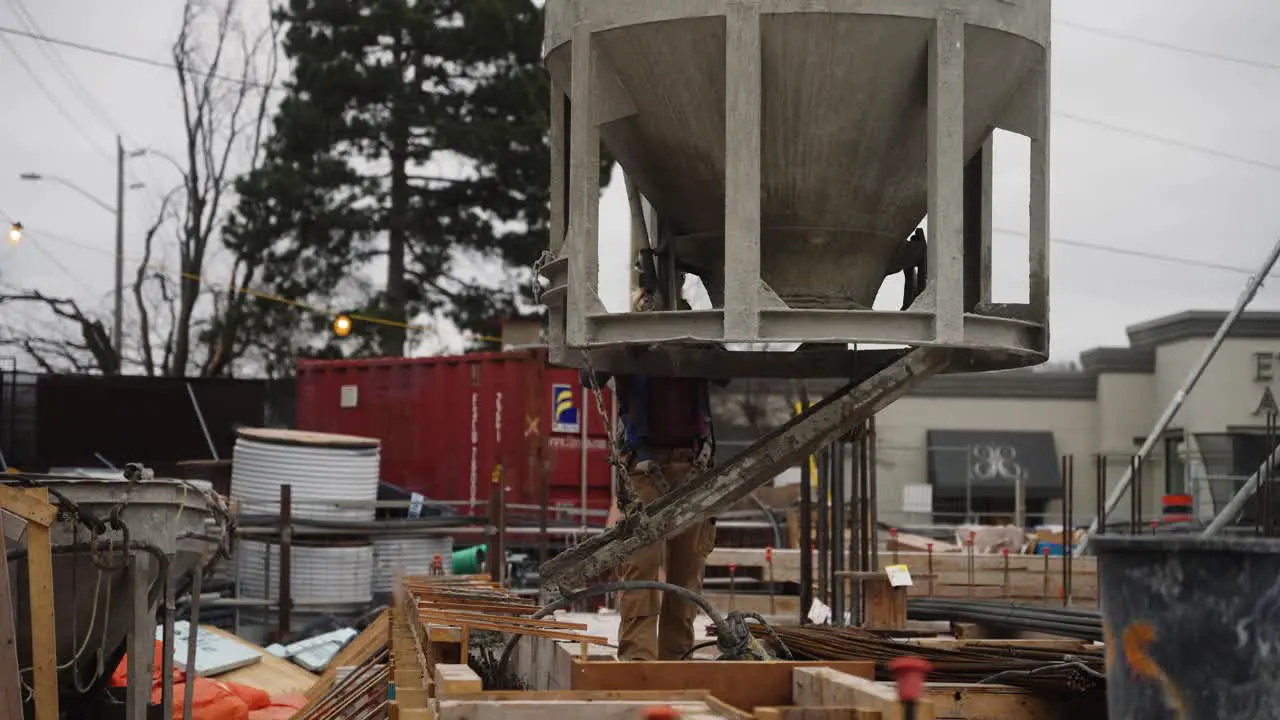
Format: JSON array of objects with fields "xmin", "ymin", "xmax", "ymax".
[{"xmin": 1164, "ymin": 432, "xmax": 1186, "ymax": 495}]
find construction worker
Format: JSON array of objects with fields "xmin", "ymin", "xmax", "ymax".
[{"xmin": 584, "ymin": 288, "xmax": 727, "ymax": 661}]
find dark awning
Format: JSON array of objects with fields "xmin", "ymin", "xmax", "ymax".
[{"xmin": 926, "ymin": 430, "xmax": 1061, "ymax": 499}]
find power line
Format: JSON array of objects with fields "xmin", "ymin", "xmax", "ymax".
[
  {"xmin": 1057, "ymin": 112, "xmax": 1280, "ymax": 173},
  {"xmin": 5, "ymin": 21, "xmax": 1279, "ymax": 180},
  {"xmin": 0, "ymin": 24, "xmax": 283, "ymax": 91},
  {"xmin": 8, "ymin": 0, "xmax": 121, "ymax": 132},
  {"xmin": 3, "ymin": 3, "xmax": 173, "ymax": 218},
  {"xmin": 1055, "ymin": 19, "xmax": 1280, "ymax": 72},
  {"xmin": 994, "ymin": 227, "xmax": 1277, "ymax": 278},
  {"xmin": 0, "ymin": 32, "xmax": 112, "ymax": 161}
]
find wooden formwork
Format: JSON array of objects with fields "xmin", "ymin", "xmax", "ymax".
[
  {"xmin": 381, "ymin": 572, "xmax": 1083, "ymax": 719},
  {"xmin": 428, "ymin": 660, "xmax": 1066, "ymax": 720}
]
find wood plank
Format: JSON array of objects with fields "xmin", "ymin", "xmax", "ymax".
[
  {"xmin": 436, "ymin": 699, "xmax": 724, "ymax": 720},
  {"xmin": 921, "ymin": 683, "xmax": 1064, "ymax": 720},
  {"xmin": 0, "ymin": 487, "xmax": 57, "ymax": 526},
  {"xmin": 200, "ymin": 626, "xmax": 318, "ymax": 696},
  {"xmin": 570, "ymin": 660, "xmax": 875, "ymax": 711},
  {"xmin": 0, "ymin": 524, "xmax": 21, "ymax": 720},
  {"xmin": 792, "ymin": 668, "xmax": 934, "ymax": 720},
  {"xmin": 21, "ymin": 488, "xmax": 57, "ymax": 720},
  {"xmin": 434, "ymin": 664, "xmax": 483, "ymax": 696},
  {"xmin": 756, "ymin": 708, "xmax": 881, "ymax": 719}
]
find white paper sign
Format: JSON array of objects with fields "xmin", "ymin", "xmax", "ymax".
[
  {"xmin": 885, "ymin": 564, "xmax": 914, "ymax": 588},
  {"xmin": 807, "ymin": 598, "xmax": 832, "ymax": 625}
]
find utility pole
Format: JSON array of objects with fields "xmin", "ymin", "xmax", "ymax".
[{"xmin": 114, "ymin": 135, "xmax": 125, "ymax": 360}]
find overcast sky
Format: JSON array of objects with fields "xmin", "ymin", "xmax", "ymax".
[{"xmin": 1, "ymin": 0, "xmax": 1279, "ymax": 369}]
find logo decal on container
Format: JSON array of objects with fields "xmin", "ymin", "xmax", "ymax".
[{"xmin": 552, "ymin": 384, "xmax": 579, "ymax": 434}]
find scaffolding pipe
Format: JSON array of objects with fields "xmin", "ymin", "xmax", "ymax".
[
  {"xmin": 1078, "ymin": 238, "xmax": 1280, "ymax": 554},
  {"xmin": 1202, "ymin": 442, "xmax": 1280, "ymax": 536}
]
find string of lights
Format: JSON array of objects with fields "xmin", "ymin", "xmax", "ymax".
[{"xmin": 0, "ymin": 211, "xmax": 512, "ymax": 342}]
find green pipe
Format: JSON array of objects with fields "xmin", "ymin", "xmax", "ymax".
[{"xmin": 452, "ymin": 545, "xmax": 488, "ymax": 575}]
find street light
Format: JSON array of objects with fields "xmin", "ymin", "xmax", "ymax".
[
  {"xmin": 18, "ymin": 135, "xmax": 144, "ymax": 360},
  {"xmin": 6, "ymin": 222, "xmax": 21, "ymax": 245}
]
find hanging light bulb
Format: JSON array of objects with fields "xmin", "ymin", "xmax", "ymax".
[
  {"xmin": 332, "ymin": 314, "xmax": 353, "ymax": 337},
  {"xmin": 6, "ymin": 222, "xmax": 22, "ymax": 245}
]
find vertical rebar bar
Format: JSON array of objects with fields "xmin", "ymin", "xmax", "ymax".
[
  {"xmin": 1095, "ymin": 454, "xmax": 1105, "ymax": 540},
  {"xmin": 869, "ymin": 418, "xmax": 880, "ymax": 576},
  {"xmin": 849, "ymin": 430, "xmax": 862, "ymax": 627},
  {"xmin": 798, "ymin": 395, "xmax": 813, "ymax": 622},
  {"xmin": 1060, "ymin": 454, "xmax": 1068, "ymax": 605},
  {"xmin": 1136, "ymin": 456, "xmax": 1144, "ymax": 534},
  {"xmin": 816, "ymin": 445, "xmax": 830, "ymax": 611},
  {"xmin": 1066, "ymin": 455, "xmax": 1074, "ymax": 606},
  {"xmin": 831, "ymin": 440, "xmax": 845, "ymax": 626},
  {"xmin": 1129, "ymin": 455, "xmax": 1138, "ymax": 536}
]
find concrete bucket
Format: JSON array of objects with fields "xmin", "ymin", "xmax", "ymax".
[{"xmin": 540, "ymin": 0, "xmax": 1052, "ymax": 378}]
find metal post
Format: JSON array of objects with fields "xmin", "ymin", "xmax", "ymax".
[
  {"xmin": 185, "ymin": 382, "xmax": 218, "ymax": 460},
  {"xmin": 1080, "ymin": 237, "xmax": 1280, "ymax": 552},
  {"xmin": 113, "ymin": 135, "xmax": 125, "ymax": 359},
  {"xmin": 277, "ymin": 485, "xmax": 292, "ymax": 641},
  {"xmin": 182, "ymin": 561, "xmax": 203, "ymax": 720},
  {"xmin": 126, "ymin": 551, "xmax": 152, "ymax": 720},
  {"xmin": 1015, "ymin": 471, "xmax": 1026, "ymax": 529},
  {"xmin": 160, "ymin": 571, "xmax": 176, "ymax": 720}
]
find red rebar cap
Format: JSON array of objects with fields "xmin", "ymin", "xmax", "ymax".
[
  {"xmin": 765, "ymin": 546, "xmax": 774, "ymax": 563},
  {"xmin": 888, "ymin": 656, "xmax": 932, "ymax": 702},
  {"xmin": 729, "ymin": 563, "xmax": 737, "ymax": 574},
  {"xmin": 644, "ymin": 705, "xmax": 682, "ymax": 720}
]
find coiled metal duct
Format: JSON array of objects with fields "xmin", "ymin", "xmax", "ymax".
[
  {"xmin": 238, "ymin": 540, "xmax": 375, "ymax": 607},
  {"xmin": 371, "ymin": 537, "xmax": 454, "ymax": 592},
  {"xmin": 231, "ymin": 428, "xmax": 380, "ymax": 523}
]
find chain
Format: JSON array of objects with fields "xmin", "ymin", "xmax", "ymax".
[
  {"xmin": 580, "ymin": 351, "xmax": 639, "ymax": 515},
  {"xmin": 530, "ymin": 250, "xmax": 555, "ymax": 304}
]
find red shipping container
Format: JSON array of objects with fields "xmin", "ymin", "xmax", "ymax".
[{"xmin": 294, "ymin": 349, "xmax": 615, "ymax": 516}]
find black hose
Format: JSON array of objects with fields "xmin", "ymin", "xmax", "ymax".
[
  {"xmin": 681, "ymin": 639, "xmax": 720, "ymax": 660},
  {"xmin": 495, "ymin": 580, "xmax": 736, "ymax": 681}
]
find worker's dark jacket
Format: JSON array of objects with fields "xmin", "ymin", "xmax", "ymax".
[{"xmin": 581, "ymin": 371, "xmax": 727, "ymax": 462}]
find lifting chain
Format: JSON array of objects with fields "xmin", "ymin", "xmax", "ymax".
[
  {"xmin": 579, "ymin": 351, "xmax": 641, "ymax": 518},
  {"xmin": 530, "ymin": 250, "xmax": 555, "ymax": 304}
]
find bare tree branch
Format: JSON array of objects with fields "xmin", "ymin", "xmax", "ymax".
[{"xmin": 0, "ymin": 292, "xmax": 118, "ymax": 373}]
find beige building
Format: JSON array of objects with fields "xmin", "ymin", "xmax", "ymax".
[{"xmin": 717, "ymin": 310, "xmax": 1280, "ymax": 529}]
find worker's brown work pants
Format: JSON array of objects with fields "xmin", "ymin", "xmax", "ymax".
[{"xmin": 615, "ymin": 452, "xmax": 716, "ymax": 661}]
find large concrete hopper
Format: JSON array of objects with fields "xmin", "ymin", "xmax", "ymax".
[{"xmin": 539, "ymin": 0, "xmax": 1052, "ymax": 378}]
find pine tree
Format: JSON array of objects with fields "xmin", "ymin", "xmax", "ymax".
[{"xmin": 225, "ymin": 0, "xmax": 610, "ymax": 360}]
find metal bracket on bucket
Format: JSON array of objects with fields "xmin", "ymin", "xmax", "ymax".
[{"xmin": 539, "ymin": 347, "xmax": 951, "ymax": 590}]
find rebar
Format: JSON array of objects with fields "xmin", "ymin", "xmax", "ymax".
[{"xmin": 748, "ymin": 623, "xmax": 1104, "ymax": 697}]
